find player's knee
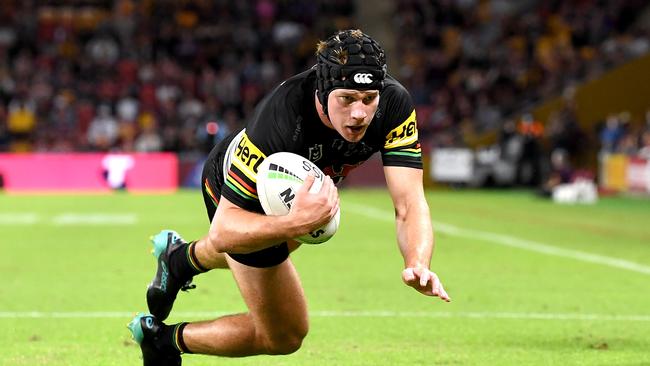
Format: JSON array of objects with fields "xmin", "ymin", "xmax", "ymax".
[
  {"xmin": 207, "ymin": 227, "xmax": 227, "ymax": 253},
  {"xmin": 265, "ymin": 335, "xmax": 304, "ymax": 355},
  {"xmin": 264, "ymin": 327, "xmax": 308, "ymax": 355}
]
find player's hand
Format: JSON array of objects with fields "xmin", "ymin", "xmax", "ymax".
[
  {"xmin": 289, "ymin": 174, "xmax": 339, "ymax": 233},
  {"xmin": 402, "ymin": 267, "xmax": 451, "ymax": 302}
]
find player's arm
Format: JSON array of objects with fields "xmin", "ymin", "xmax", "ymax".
[
  {"xmin": 384, "ymin": 166, "xmax": 450, "ymax": 302},
  {"xmin": 208, "ymin": 174, "xmax": 339, "ymax": 254}
]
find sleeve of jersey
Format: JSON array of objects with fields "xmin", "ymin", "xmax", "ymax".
[
  {"xmin": 380, "ymin": 86, "xmax": 423, "ymax": 169},
  {"xmin": 220, "ymin": 92, "xmax": 296, "ymax": 212},
  {"xmin": 220, "ymin": 131, "xmax": 267, "ymax": 213}
]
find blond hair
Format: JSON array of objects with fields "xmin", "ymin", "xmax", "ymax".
[{"xmin": 315, "ymin": 29, "xmax": 364, "ymax": 65}]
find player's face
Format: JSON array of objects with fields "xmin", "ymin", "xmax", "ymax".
[{"xmin": 327, "ymin": 89, "xmax": 379, "ymax": 142}]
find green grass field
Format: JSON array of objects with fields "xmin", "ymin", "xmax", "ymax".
[{"xmin": 1, "ymin": 188, "xmax": 649, "ymax": 365}]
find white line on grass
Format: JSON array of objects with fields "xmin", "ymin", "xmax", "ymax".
[
  {"xmin": 0, "ymin": 213, "xmax": 139, "ymax": 226},
  {"xmin": 1, "ymin": 310, "xmax": 649, "ymax": 321},
  {"xmin": 0, "ymin": 213, "xmax": 40, "ymax": 225},
  {"xmin": 52, "ymin": 213, "xmax": 138, "ymax": 225},
  {"xmin": 344, "ymin": 202, "xmax": 650, "ymax": 276}
]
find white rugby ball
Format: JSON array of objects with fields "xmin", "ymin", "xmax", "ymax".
[{"xmin": 256, "ymin": 152, "xmax": 340, "ymax": 244}]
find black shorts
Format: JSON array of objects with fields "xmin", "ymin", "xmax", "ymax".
[{"xmin": 201, "ymin": 137, "xmax": 289, "ymax": 268}]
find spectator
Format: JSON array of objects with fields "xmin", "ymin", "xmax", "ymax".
[
  {"xmin": 516, "ymin": 113, "xmax": 545, "ymax": 186},
  {"xmin": 617, "ymin": 131, "xmax": 639, "ymax": 156},
  {"xmin": 0, "ymin": 1, "xmax": 646, "ymax": 158},
  {"xmin": 638, "ymin": 130, "xmax": 650, "ymax": 159},
  {"xmin": 0, "ymin": 104, "xmax": 9, "ymax": 151},
  {"xmin": 599, "ymin": 114, "xmax": 624, "ymax": 153},
  {"xmin": 539, "ymin": 148, "xmax": 574, "ymax": 197},
  {"xmin": 393, "ymin": 0, "xmax": 649, "ymax": 154},
  {"xmin": 7, "ymin": 97, "xmax": 36, "ymax": 152},
  {"xmin": 546, "ymin": 95, "xmax": 586, "ymax": 158},
  {"xmin": 116, "ymin": 92, "xmax": 139, "ymax": 124},
  {"xmin": 0, "ymin": 1, "xmax": 357, "ymax": 153},
  {"xmin": 134, "ymin": 113, "xmax": 162, "ymax": 152},
  {"xmin": 87, "ymin": 104, "xmax": 119, "ymax": 151}
]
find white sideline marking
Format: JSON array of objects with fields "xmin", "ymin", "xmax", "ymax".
[
  {"xmin": 0, "ymin": 213, "xmax": 40, "ymax": 225},
  {"xmin": 0, "ymin": 213, "xmax": 138, "ymax": 225},
  {"xmin": 0, "ymin": 310, "xmax": 649, "ymax": 321},
  {"xmin": 0, "ymin": 213, "xmax": 138, "ymax": 226},
  {"xmin": 52, "ymin": 213, "xmax": 138, "ymax": 225},
  {"xmin": 344, "ymin": 202, "xmax": 650, "ymax": 276}
]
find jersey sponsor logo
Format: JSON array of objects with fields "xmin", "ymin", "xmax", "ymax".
[
  {"xmin": 384, "ymin": 110, "xmax": 418, "ymax": 149},
  {"xmin": 353, "ymin": 73, "xmax": 373, "ymax": 84},
  {"xmin": 233, "ymin": 132, "xmax": 266, "ymax": 181},
  {"xmin": 308, "ymin": 144, "xmax": 323, "ymax": 162}
]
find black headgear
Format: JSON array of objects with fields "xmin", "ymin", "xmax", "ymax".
[{"xmin": 315, "ymin": 30, "xmax": 387, "ymax": 116}]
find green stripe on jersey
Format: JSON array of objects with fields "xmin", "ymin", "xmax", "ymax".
[
  {"xmin": 225, "ymin": 180, "xmax": 257, "ymax": 201},
  {"xmin": 384, "ymin": 151, "xmax": 422, "ymax": 158}
]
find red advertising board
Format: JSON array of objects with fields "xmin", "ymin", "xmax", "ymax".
[{"xmin": 0, "ymin": 153, "xmax": 178, "ymax": 193}]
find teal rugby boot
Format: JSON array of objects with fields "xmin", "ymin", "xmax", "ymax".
[
  {"xmin": 146, "ymin": 230, "xmax": 195, "ymax": 320},
  {"xmin": 128, "ymin": 313, "xmax": 181, "ymax": 366}
]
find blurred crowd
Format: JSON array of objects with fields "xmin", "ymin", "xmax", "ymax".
[
  {"xmin": 0, "ymin": 0, "xmax": 355, "ymax": 154},
  {"xmin": 598, "ymin": 109, "xmax": 650, "ymax": 158},
  {"xmin": 0, "ymin": 0, "xmax": 649, "ymax": 164},
  {"xmin": 393, "ymin": 0, "xmax": 650, "ymax": 152}
]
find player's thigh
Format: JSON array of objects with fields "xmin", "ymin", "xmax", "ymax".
[{"xmin": 226, "ymin": 255, "xmax": 308, "ymax": 338}]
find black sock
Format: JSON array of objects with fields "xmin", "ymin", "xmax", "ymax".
[
  {"xmin": 159, "ymin": 322, "xmax": 191, "ymax": 354},
  {"xmin": 169, "ymin": 241, "xmax": 208, "ymax": 282}
]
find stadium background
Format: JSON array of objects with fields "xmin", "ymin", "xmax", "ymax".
[
  {"xmin": 0, "ymin": 0, "xmax": 649, "ymax": 192},
  {"xmin": 0, "ymin": 1, "xmax": 649, "ymax": 365}
]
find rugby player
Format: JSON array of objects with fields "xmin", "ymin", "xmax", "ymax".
[{"xmin": 128, "ymin": 29, "xmax": 450, "ymax": 366}]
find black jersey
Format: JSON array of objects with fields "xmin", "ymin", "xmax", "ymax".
[{"xmin": 215, "ymin": 68, "xmax": 422, "ymax": 212}]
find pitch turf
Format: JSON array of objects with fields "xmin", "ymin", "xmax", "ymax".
[{"xmin": 1, "ymin": 188, "xmax": 649, "ymax": 365}]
